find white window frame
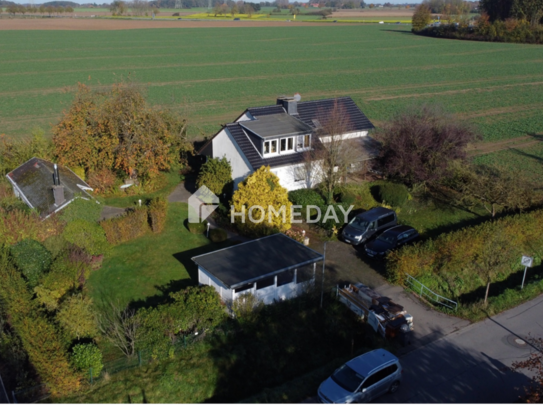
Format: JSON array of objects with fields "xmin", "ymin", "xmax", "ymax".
[
  {"xmin": 263, "ymin": 139, "xmax": 279, "ymax": 157},
  {"xmin": 297, "ymin": 134, "xmax": 311, "ymax": 151},
  {"xmin": 280, "ymin": 137, "xmax": 295, "ymax": 154}
]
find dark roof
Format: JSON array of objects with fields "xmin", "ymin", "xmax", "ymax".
[
  {"xmin": 6, "ymin": 157, "xmax": 93, "ymax": 219},
  {"xmin": 192, "ymin": 233, "xmax": 324, "ymax": 289},
  {"xmin": 356, "ymin": 207, "xmax": 395, "ymax": 220},
  {"xmin": 239, "ymin": 113, "xmax": 313, "ymax": 139},
  {"xmin": 247, "ymin": 105, "xmax": 285, "ymax": 118},
  {"xmin": 226, "ymin": 123, "xmax": 324, "ymax": 170},
  {"xmin": 297, "ymin": 96, "xmax": 375, "ymax": 132}
]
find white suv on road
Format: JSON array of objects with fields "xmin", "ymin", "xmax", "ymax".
[{"xmin": 318, "ymin": 349, "xmax": 402, "ymax": 403}]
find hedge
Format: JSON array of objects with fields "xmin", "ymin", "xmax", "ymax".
[
  {"xmin": 188, "ymin": 221, "xmax": 207, "ymax": 234},
  {"xmin": 387, "ymin": 209, "xmax": 543, "ymax": 300},
  {"xmin": 71, "ymin": 343, "xmax": 103, "ymax": 378},
  {"xmin": 209, "ymin": 228, "xmax": 228, "ymax": 243},
  {"xmin": 374, "ymin": 183, "xmax": 409, "ymax": 207},
  {"xmin": 100, "ymin": 207, "xmax": 149, "ymax": 245},
  {"xmin": 148, "ymin": 197, "xmax": 168, "ymax": 234},
  {"xmin": 10, "ymin": 239, "xmax": 52, "ymax": 288},
  {"xmin": 63, "ymin": 220, "xmax": 109, "ymax": 256}
]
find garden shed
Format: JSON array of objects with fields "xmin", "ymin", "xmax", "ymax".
[{"xmin": 192, "ymin": 233, "xmax": 324, "ymax": 305}]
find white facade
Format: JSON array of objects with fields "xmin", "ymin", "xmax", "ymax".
[
  {"xmin": 198, "ymin": 264, "xmax": 316, "ymax": 305},
  {"xmin": 212, "ymin": 128, "xmax": 253, "ymax": 189}
]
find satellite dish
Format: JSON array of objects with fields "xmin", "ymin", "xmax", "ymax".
[{"xmin": 293, "ymin": 93, "xmax": 301, "ymax": 102}]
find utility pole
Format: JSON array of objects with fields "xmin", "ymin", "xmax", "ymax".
[{"xmin": 320, "ymin": 242, "xmax": 327, "ymax": 308}]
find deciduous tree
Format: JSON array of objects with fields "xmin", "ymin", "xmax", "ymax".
[
  {"xmin": 56, "ymin": 295, "xmax": 98, "ymax": 340},
  {"xmin": 376, "ymin": 105, "xmax": 479, "ymax": 187},
  {"xmin": 412, "ymin": 3, "xmax": 432, "ymax": 31}
]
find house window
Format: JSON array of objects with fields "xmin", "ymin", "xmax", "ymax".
[
  {"xmin": 264, "ymin": 140, "xmax": 278, "ymax": 155},
  {"xmin": 280, "ymin": 137, "xmax": 294, "ymax": 153},
  {"xmin": 256, "ymin": 276, "xmax": 275, "ymax": 290},
  {"xmin": 277, "ymin": 270, "xmax": 295, "ymax": 286},
  {"xmin": 294, "ymin": 167, "xmax": 305, "ymax": 183},
  {"xmin": 297, "ymin": 134, "xmax": 310, "ymax": 150}
]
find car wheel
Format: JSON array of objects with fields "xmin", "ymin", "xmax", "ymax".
[{"xmin": 389, "ymin": 381, "xmax": 400, "ymax": 394}]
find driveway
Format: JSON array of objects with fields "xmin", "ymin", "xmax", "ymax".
[{"xmin": 309, "ymin": 240, "xmax": 470, "ymax": 355}]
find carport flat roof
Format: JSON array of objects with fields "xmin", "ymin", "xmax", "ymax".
[{"xmin": 192, "ymin": 233, "xmax": 323, "ymax": 289}]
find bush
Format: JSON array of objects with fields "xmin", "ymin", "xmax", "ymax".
[
  {"xmin": 316, "ymin": 203, "xmax": 351, "ymax": 231},
  {"xmin": 148, "ymin": 197, "xmax": 168, "ymax": 234},
  {"xmin": 10, "ymin": 239, "xmax": 52, "ymax": 287},
  {"xmin": 60, "ymin": 197, "xmax": 102, "ymax": 224},
  {"xmin": 196, "ymin": 157, "xmax": 233, "ymax": 200},
  {"xmin": 188, "ymin": 221, "xmax": 207, "ymax": 234},
  {"xmin": 374, "ymin": 183, "xmax": 409, "ymax": 207},
  {"xmin": 387, "ymin": 209, "xmax": 543, "ymax": 300},
  {"xmin": 42, "ymin": 235, "xmax": 68, "ymax": 260},
  {"xmin": 209, "ymin": 228, "xmax": 227, "ymax": 243},
  {"xmin": 288, "ymin": 189, "xmax": 325, "ymax": 208},
  {"xmin": 338, "ymin": 183, "xmax": 379, "ymax": 211},
  {"xmin": 100, "ymin": 207, "xmax": 149, "ymax": 245},
  {"xmin": 0, "ymin": 208, "xmax": 64, "ymax": 246},
  {"xmin": 71, "ymin": 343, "xmax": 103, "ymax": 378},
  {"xmin": 63, "ymin": 220, "xmax": 109, "ymax": 256}
]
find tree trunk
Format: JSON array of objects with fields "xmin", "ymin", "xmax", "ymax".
[
  {"xmin": 491, "ymin": 203, "xmax": 495, "ymax": 218},
  {"xmin": 484, "ymin": 281, "xmax": 490, "ymax": 305}
]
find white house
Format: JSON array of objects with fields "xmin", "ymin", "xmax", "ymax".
[
  {"xmin": 192, "ymin": 233, "xmax": 324, "ymax": 305},
  {"xmin": 199, "ymin": 95, "xmax": 379, "ymax": 191}
]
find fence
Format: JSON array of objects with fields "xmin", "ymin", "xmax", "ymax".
[
  {"xmin": 405, "ymin": 273, "xmax": 458, "ymax": 311},
  {"xmin": 11, "ymin": 333, "xmax": 200, "ymax": 403}
]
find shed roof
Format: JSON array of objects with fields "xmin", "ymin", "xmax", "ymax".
[
  {"xmin": 192, "ymin": 233, "xmax": 324, "ymax": 289},
  {"xmin": 6, "ymin": 157, "xmax": 93, "ymax": 219},
  {"xmin": 239, "ymin": 113, "xmax": 313, "ymax": 139}
]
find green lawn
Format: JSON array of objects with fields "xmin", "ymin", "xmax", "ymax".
[
  {"xmin": 87, "ymin": 202, "xmax": 228, "ymax": 309},
  {"xmin": 102, "ymin": 167, "xmax": 183, "ymax": 208},
  {"xmin": 1, "ymin": 25, "xmax": 542, "ymax": 142}
]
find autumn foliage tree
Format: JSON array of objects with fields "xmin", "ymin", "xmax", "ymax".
[
  {"xmin": 412, "ymin": 3, "xmax": 432, "ymax": 31},
  {"xmin": 231, "ymin": 166, "xmax": 292, "ymax": 236},
  {"xmin": 53, "ymin": 83, "xmax": 191, "ymax": 186},
  {"xmin": 376, "ymin": 105, "xmax": 479, "ymax": 187},
  {"xmin": 512, "ymin": 336, "xmax": 543, "ymax": 402}
]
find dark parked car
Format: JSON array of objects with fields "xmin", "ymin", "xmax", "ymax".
[
  {"xmin": 342, "ymin": 207, "xmax": 397, "ymax": 246},
  {"xmin": 364, "ymin": 225, "xmax": 419, "ymax": 258}
]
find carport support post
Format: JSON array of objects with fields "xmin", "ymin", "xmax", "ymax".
[
  {"xmin": 521, "ymin": 266, "xmax": 528, "ymax": 289},
  {"xmin": 320, "ymin": 242, "xmax": 327, "ymax": 308}
]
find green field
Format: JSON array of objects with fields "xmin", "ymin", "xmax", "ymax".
[{"xmin": 1, "ymin": 24, "xmax": 543, "ymax": 143}]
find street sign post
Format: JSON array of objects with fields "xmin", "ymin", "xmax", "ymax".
[{"xmin": 520, "ymin": 255, "xmax": 533, "ymax": 290}]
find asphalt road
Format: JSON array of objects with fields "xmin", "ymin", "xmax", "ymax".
[{"xmin": 377, "ymin": 294, "xmax": 543, "ymax": 403}]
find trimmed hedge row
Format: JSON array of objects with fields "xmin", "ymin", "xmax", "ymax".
[
  {"xmin": 387, "ymin": 209, "xmax": 543, "ymax": 299},
  {"xmin": 148, "ymin": 197, "xmax": 168, "ymax": 234},
  {"xmin": 100, "ymin": 207, "xmax": 149, "ymax": 245}
]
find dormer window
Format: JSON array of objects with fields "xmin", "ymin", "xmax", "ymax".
[
  {"xmin": 264, "ymin": 140, "xmax": 278, "ymax": 155},
  {"xmin": 280, "ymin": 137, "xmax": 294, "ymax": 153},
  {"xmin": 297, "ymin": 134, "xmax": 311, "ymax": 151}
]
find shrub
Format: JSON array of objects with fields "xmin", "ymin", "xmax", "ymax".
[
  {"xmin": 34, "ymin": 257, "xmax": 81, "ymax": 310},
  {"xmin": 316, "ymin": 203, "xmax": 351, "ymax": 231},
  {"xmin": 100, "ymin": 207, "xmax": 149, "ymax": 245},
  {"xmin": 188, "ymin": 221, "xmax": 207, "ymax": 234},
  {"xmin": 338, "ymin": 183, "xmax": 378, "ymax": 211},
  {"xmin": 60, "ymin": 197, "xmax": 102, "ymax": 224},
  {"xmin": 56, "ymin": 295, "xmax": 98, "ymax": 341},
  {"xmin": 0, "ymin": 208, "xmax": 64, "ymax": 246},
  {"xmin": 148, "ymin": 197, "xmax": 168, "ymax": 234},
  {"xmin": 387, "ymin": 209, "xmax": 543, "ymax": 300},
  {"xmin": 63, "ymin": 220, "xmax": 109, "ymax": 256},
  {"xmin": 288, "ymin": 189, "xmax": 325, "ymax": 208},
  {"xmin": 196, "ymin": 156, "xmax": 233, "ymax": 200},
  {"xmin": 374, "ymin": 183, "xmax": 409, "ymax": 207},
  {"xmin": 86, "ymin": 167, "xmax": 117, "ymax": 194},
  {"xmin": 71, "ymin": 343, "xmax": 103, "ymax": 378},
  {"xmin": 209, "ymin": 228, "xmax": 227, "ymax": 243},
  {"xmin": 10, "ymin": 239, "xmax": 52, "ymax": 287},
  {"xmin": 42, "ymin": 235, "xmax": 68, "ymax": 260}
]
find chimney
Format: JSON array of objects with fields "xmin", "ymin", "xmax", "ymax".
[
  {"xmin": 277, "ymin": 96, "xmax": 298, "ymax": 115},
  {"xmin": 52, "ymin": 164, "xmax": 65, "ymax": 207}
]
